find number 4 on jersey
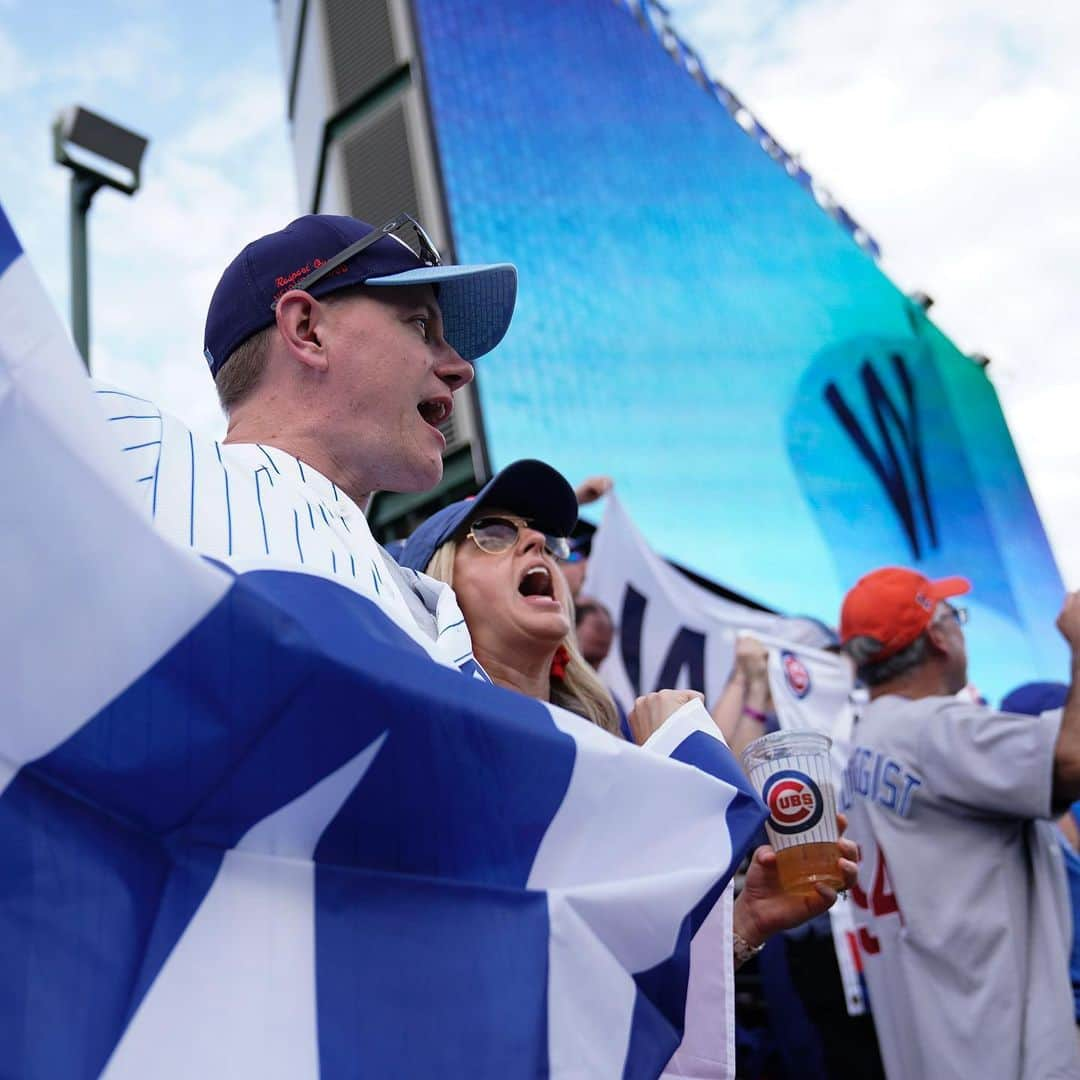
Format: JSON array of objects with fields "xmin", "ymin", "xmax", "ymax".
[{"xmin": 851, "ymin": 847, "xmax": 902, "ymax": 954}]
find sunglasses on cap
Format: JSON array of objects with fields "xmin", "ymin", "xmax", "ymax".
[
  {"xmin": 465, "ymin": 515, "xmax": 571, "ymax": 562},
  {"xmin": 280, "ymin": 212, "xmax": 442, "ymax": 305},
  {"xmin": 936, "ymin": 604, "xmax": 969, "ymax": 627}
]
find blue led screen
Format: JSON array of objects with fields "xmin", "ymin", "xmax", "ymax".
[{"xmin": 411, "ymin": 0, "xmax": 1065, "ymax": 700}]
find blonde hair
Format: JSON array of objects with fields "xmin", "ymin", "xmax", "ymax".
[
  {"xmin": 426, "ymin": 539, "xmax": 622, "ymax": 737},
  {"xmin": 214, "ymin": 325, "xmax": 273, "ymax": 412},
  {"xmin": 213, "ymin": 288, "xmax": 355, "ymax": 413}
]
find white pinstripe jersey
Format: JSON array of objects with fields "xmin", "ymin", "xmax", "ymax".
[{"xmin": 93, "ymin": 383, "xmax": 487, "ymax": 680}]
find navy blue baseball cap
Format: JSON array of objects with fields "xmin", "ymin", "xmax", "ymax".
[
  {"xmin": 396, "ymin": 460, "xmax": 578, "ymax": 573},
  {"xmin": 1000, "ymin": 681, "xmax": 1068, "ymax": 716},
  {"xmin": 203, "ymin": 214, "xmax": 517, "ymax": 377}
]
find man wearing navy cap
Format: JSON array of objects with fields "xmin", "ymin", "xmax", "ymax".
[
  {"xmin": 203, "ymin": 212, "xmax": 514, "ymax": 504},
  {"xmin": 837, "ymin": 567, "xmax": 1080, "ymax": 1080},
  {"xmin": 100, "ymin": 212, "xmax": 515, "ymax": 670}
]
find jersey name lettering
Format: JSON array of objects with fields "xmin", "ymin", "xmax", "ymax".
[{"xmin": 840, "ymin": 746, "xmax": 922, "ymax": 818}]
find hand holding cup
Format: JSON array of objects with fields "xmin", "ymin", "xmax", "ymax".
[
  {"xmin": 733, "ymin": 813, "xmax": 859, "ymax": 947},
  {"xmin": 742, "ymin": 730, "xmax": 843, "ymax": 895}
]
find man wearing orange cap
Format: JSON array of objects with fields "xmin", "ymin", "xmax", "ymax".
[{"xmin": 837, "ymin": 567, "xmax": 1080, "ymax": 1080}]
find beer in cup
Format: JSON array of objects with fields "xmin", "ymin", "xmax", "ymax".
[{"xmin": 742, "ymin": 730, "xmax": 842, "ymax": 895}]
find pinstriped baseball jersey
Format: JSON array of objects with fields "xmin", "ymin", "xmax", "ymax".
[
  {"xmin": 94, "ymin": 384, "xmax": 487, "ymax": 680},
  {"xmin": 840, "ymin": 695, "xmax": 1077, "ymax": 1080}
]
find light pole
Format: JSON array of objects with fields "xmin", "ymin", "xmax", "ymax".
[{"xmin": 52, "ymin": 106, "xmax": 149, "ymax": 370}]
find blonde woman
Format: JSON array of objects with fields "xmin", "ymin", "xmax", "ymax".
[
  {"xmin": 397, "ymin": 459, "xmax": 617, "ymax": 733},
  {"xmin": 396, "ymin": 459, "xmax": 858, "ymax": 1076}
]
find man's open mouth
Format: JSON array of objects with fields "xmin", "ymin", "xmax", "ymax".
[{"xmin": 418, "ymin": 398, "xmax": 451, "ymax": 427}]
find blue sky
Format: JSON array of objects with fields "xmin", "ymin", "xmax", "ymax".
[{"xmin": 3, "ymin": 0, "xmax": 1079, "ymax": 587}]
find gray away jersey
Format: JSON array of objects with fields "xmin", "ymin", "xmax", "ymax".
[{"xmin": 840, "ymin": 694, "xmax": 1078, "ymax": 1080}]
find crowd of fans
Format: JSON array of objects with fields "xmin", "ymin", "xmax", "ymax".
[
  {"xmin": 389, "ymin": 446, "xmax": 1080, "ymax": 1078},
  {"xmin": 87, "ymin": 208, "xmax": 1079, "ymax": 1078}
]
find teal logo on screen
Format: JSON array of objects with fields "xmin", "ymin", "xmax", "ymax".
[{"xmin": 786, "ymin": 331, "xmax": 1019, "ymax": 622}]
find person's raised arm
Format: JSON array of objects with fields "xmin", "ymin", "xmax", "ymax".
[
  {"xmin": 573, "ymin": 475, "xmax": 613, "ymax": 507},
  {"xmin": 710, "ymin": 636, "xmax": 771, "ymax": 757},
  {"xmin": 1053, "ymin": 592, "xmax": 1080, "ymax": 808}
]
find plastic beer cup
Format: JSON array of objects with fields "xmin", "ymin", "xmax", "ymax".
[{"xmin": 741, "ymin": 730, "xmax": 842, "ymax": 895}]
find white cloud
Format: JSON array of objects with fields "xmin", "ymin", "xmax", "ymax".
[
  {"xmin": 0, "ymin": 25, "xmax": 36, "ymax": 95},
  {"xmin": 174, "ymin": 72, "xmax": 287, "ymax": 159},
  {"xmin": 87, "ymin": 79, "xmax": 296, "ymax": 433},
  {"xmin": 667, "ymin": 0, "xmax": 1080, "ymax": 585},
  {"xmin": 2, "ymin": 6, "xmax": 295, "ymax": 434},
  {"xmin": 46, "ymin": 22, "xmax": 177, "ymax": 101}
]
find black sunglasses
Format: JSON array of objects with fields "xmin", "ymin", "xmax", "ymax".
[{"xmin": 272, "ymin": 212, "xmax": 442, "ymax": 310}]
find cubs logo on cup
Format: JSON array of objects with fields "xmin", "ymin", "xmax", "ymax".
[
  {"xmin": 761, "ymin": 769, "xmax": 824, "ymax": 834},
  {"xmin": 782, "ymin": 650, "xmax": 811, "ymax": 699}
]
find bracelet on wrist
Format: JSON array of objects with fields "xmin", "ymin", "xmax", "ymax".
[
  {"xmin": 733, "ymin": 929, "xmax": 766, "ymax": 970},
  {"xmin": 741, "ymin": 706, "xmax": 768, "ymax": 723}
]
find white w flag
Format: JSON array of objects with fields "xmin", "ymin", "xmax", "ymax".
[
  {"xmin": 586, "ymin": 496, "xmax": 853, "ymax": 738},
  {"xmin": 0, "ymin": 204, "xmax": 766, "ymax": 1078}
]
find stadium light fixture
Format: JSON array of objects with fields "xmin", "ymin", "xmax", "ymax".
[{"xmin": 52, "ymin": 106, "xmax": 149, "ymax": 370}]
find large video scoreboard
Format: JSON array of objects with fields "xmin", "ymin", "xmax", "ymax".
[{"xmin": 405, "ymin": 0, "xmax": 1063, "ymax": 700}]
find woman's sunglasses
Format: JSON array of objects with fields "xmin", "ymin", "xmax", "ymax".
[{"xmin": 466, "ymin": 515, "xmax": 571, "ymax": 562}]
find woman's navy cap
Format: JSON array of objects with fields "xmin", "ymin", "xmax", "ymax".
[
  {"xmin": 203, "ymin": 214, "xmax": 517, "ymax": 376},
  {"xmin": 395, "ymin": 460, "xmax": 578, "ymax": 573}
]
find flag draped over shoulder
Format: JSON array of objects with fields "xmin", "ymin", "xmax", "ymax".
[{"xmin": 0, "ymin": 205, "xmax": 765, "ymax": 1079}]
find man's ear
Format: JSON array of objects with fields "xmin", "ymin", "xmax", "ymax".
[
  {"xmin": 274, "ymin": 290, "xmax": 330, "ymax": 372},
  {"xmin": 924, "ymin": 619, "xmax": 949, "ymax": 656}
]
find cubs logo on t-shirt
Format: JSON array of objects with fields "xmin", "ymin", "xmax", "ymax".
[
  {"xmin": 762, "ymin": 769, "xmax": 824, "ymax": 834},
  {"xmin": 782, "ymin": 649, "xmax": 812, "ymax": 699}
]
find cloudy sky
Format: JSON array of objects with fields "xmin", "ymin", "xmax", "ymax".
[
  {"xmin": 0, "ymin": 0, "xmax": 296, "ymax": 434},
  {"xmin": 3, "ymin": 1, "xmax": 1078, "ymax": 583}
]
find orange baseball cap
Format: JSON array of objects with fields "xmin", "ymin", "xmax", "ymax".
[{"xmin": 839, "ymin": 567, "xmax": 971, "ymax": 660}]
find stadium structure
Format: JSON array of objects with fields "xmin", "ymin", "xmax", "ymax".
[{"xmin": 272, "ymin": 0, "xmax": 1064, "ymax": 699}]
